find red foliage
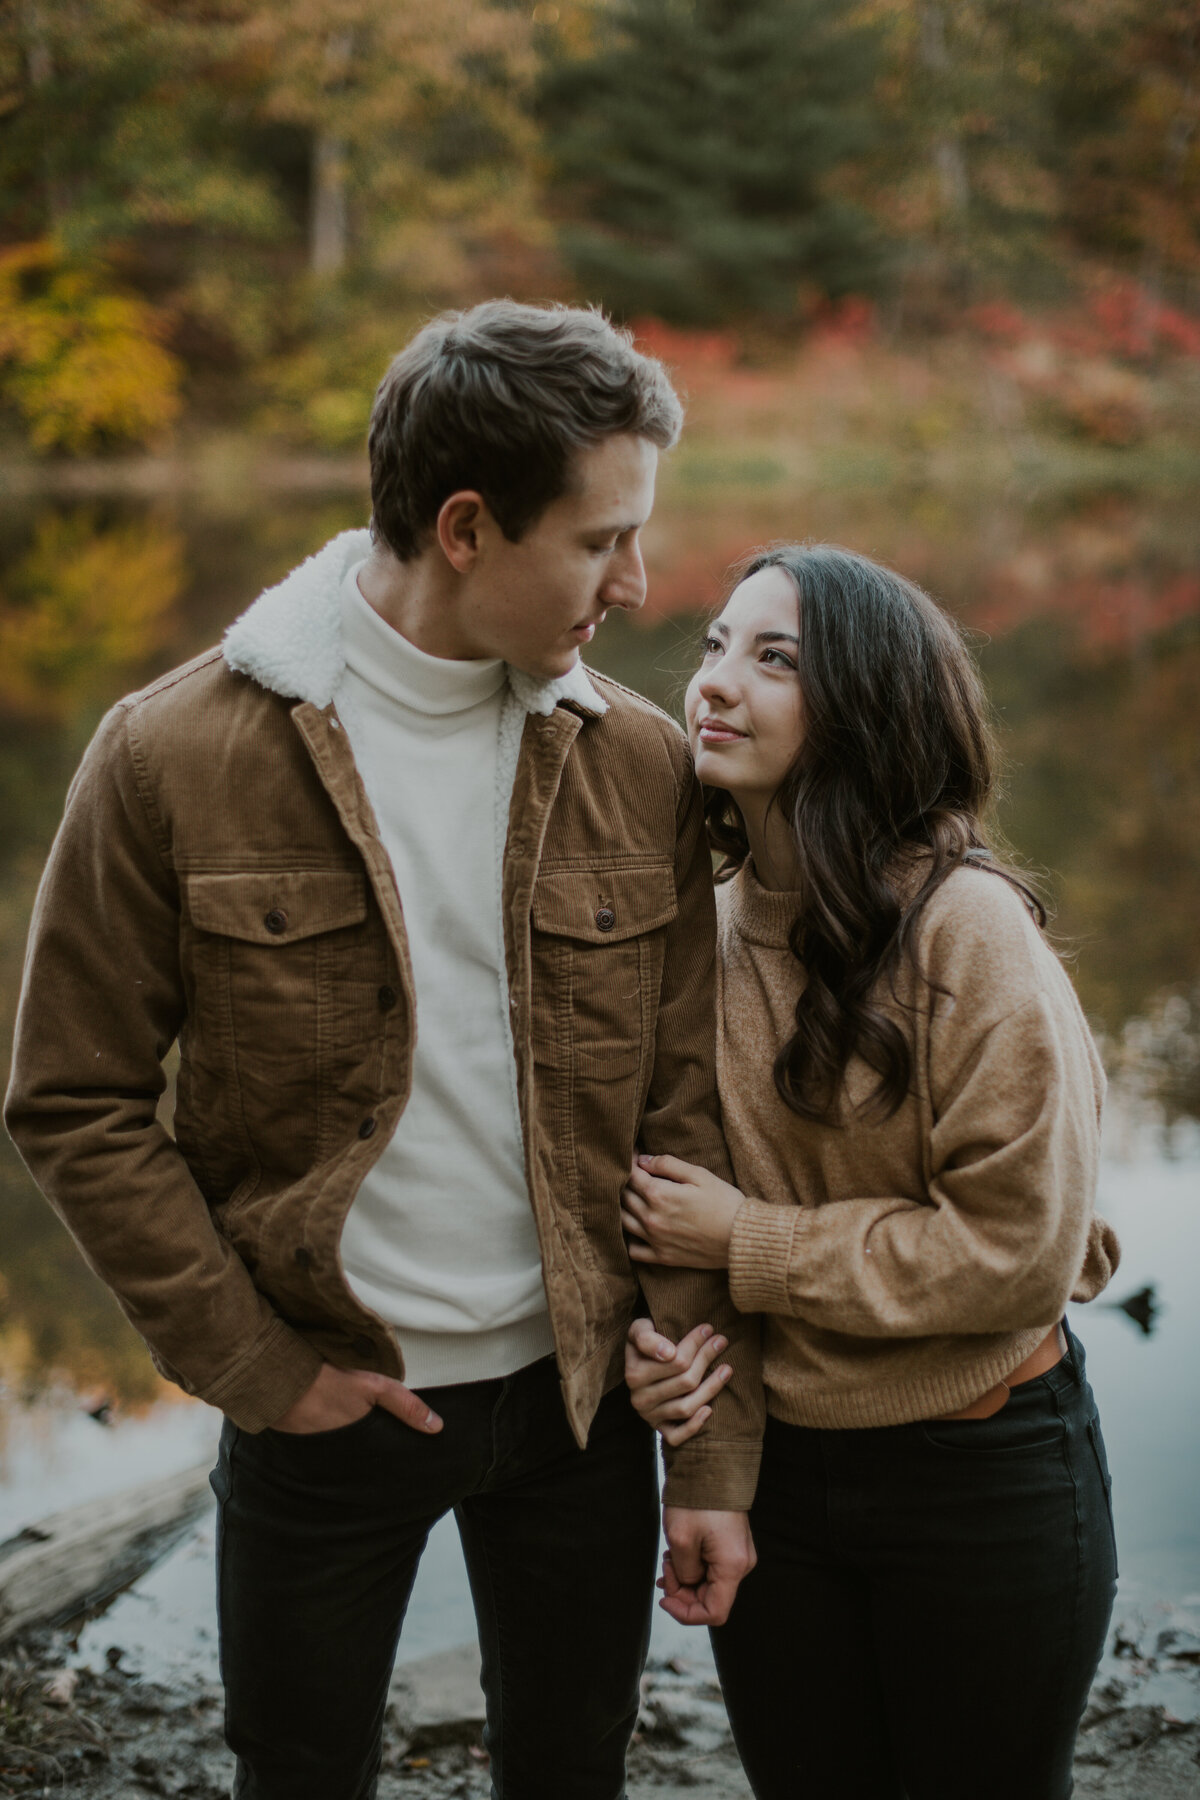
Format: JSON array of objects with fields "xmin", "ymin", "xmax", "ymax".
[
  {"xmin": 977, "ymin": 570, "xmax": 1200, "ymax": 649},
  {"xmin": 969, "ymin": 282, "xmax": 1200, "ymax": 362}
]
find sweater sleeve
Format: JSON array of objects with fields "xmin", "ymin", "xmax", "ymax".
[{"xmin": 728, "ymin": 979, "xmax": 1109, "ymax": 1340}]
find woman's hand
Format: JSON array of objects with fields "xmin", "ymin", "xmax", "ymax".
[
  {"xmin": 621, "ymin": 1153, "xmax": 745, "ymax": 1269},
  {"xmin": 625, "ymin": 1318, "xmax": 732, "ymax": 1446}
]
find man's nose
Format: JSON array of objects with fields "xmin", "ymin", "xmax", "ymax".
[{"xmin": 602, "ymin": 539, "xmax": 647, "ymax": 613}]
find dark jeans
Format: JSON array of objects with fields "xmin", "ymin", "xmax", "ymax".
[
  {"xmin": 211, "ymin": 1355, "xmax": 658, "ymax": 1800},
  {"xmin": 712, "ymin": 1325, "xmax": 1117, "ymax": 1800}
]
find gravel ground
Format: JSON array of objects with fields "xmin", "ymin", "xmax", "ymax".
[{"xmin": 0, "ymin": 1609, "xmax": 1197, "ymax": 1799}]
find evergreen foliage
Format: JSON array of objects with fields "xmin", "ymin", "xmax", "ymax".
[{"xmin": 539, "ymin": 0, "xmax": 885, "ymax": 323}]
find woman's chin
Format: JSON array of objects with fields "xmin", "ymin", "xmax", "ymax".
[{"xmin": 694, "ymin": 744, "xmax": 744, "ymax": 791}]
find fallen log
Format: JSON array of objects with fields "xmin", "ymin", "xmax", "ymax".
[{"xmin": 0, "ymin": 1460, "xmax": 214, "ymax": 1644}]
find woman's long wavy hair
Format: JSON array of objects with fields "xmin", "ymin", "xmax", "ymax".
[{"xmin": 704, "ymin": 543, "xmax": 1046, "ymax": 1124}]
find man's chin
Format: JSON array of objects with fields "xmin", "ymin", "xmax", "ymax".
[{"xmin": 515, "ymin": 646, "xmax": 580, "ymax": 683}]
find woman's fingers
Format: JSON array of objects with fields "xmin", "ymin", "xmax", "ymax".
[
  {"xmin": 620, "ymin": 1201, "xmax": 650, "ymax": 1241},
  {"xmin": 650, "ymin": 1362, "xmax": 732, "ymax": 1421},
  {"xmin": 661, "ymin": 1405, "xmax": 712, "ymax": 1447},
  {"xmin": 636, "ymin": 1152, "xmax": 699, "ymax": 1184}
]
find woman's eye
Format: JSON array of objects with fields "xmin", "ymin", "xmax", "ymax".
[
  {"xmin": 762, "ymin": 648, "xmax": 796, "ymax": 669},
  {"xmin": 701, "ymin": 636, "xmax": 722, "ymax": 657}
]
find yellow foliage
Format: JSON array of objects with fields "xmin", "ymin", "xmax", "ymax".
[
  {"xmin": 0, "ymin": 241, "xmax": 183, "ymax": 455},
  {"xmin": 0, "ymin": 510, "xmax": 184, "ymax": 720}
]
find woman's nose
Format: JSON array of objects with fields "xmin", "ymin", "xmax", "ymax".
[{"xmin": 697, "ymin": 662, "xmax": 738, "ymax": 706}]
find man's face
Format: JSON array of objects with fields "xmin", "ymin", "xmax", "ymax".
[{"xmin": 456, "ymin": 433, "xmax": 657, "ymax": 679}]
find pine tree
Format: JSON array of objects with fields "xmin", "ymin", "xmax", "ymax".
[{"xmin": 539, "ymin": 0, "xmax": 885, "ymax": 324}]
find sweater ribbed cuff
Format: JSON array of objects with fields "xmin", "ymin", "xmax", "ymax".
[{"xmin": 728, "ymin": 1200, "xmax": 799, "ymax": 1316}]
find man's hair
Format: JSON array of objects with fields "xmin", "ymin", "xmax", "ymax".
[{"xmin": 367, "ymin": 300, "xmax": 683, "ymax": 561}]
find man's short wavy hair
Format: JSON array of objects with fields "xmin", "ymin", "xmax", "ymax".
[{"xmin": 368, "ymin": 300, "xmax": 683, "ymax": 562}]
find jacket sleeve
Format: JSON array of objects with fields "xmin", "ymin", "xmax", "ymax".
[
  {"xmin": 3, "ymin": 703, "xmax": 324, "ymax": 1429},
  {"xmin": 635, "ymin": 751, "xmax": 764, "ymax": 1510},
  {"xmin": 727, "ymin": 985, "xmax": 1115, "ymax": 1338}
]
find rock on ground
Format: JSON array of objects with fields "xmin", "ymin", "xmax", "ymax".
[{"xmin": 0, "ymin": 1607, "xmax": 1197, "ymax": 1798}]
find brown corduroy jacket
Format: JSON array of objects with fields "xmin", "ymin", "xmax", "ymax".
[{"xmin": 4, "ymin": 532, "xmax": 762, "ymax": 1511}]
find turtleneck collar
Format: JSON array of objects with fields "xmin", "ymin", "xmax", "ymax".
[
  {"xmin": 721, "ymin": 858, "xmax": 803, "ymax": 948},
  {"xmin": 341, "ymin": 563, "xmax": 507, "ymax": 716}
]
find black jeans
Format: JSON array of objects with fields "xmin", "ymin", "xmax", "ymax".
[
  {"xmin": 712, "ymin": 1325, "xmax": 1118, "ymax": 1800},
  {"xmin": 211, "ymin": 1355, "xmax": 659, "ymax": 1800}
]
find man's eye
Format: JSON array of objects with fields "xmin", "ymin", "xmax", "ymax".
[{"xmin": 591, "ymin": 542, "xmax": 618, "ymax": 555}]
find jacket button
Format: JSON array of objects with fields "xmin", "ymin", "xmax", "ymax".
[
  {"xmin": 264, "ymin": 908, "xmax": 288, "ymax": 934},
  {"xmin": 353, "ymin": 1335, "xmax": 376, "ymax": 1358},
  {"xmin": 377, "ymin": 985, "xmax": 398, "ymax": 1010},
  {"xmin": 595, "ymin": 907, "xmax": 616, "ymax": 931},
  {"xmin": 294, "ymin": 1247, "xmax": 313, "ymax": 1270},
  {"xmin": 357, "ymin": 1117, "xmax": 377, "ymax": 1140}
]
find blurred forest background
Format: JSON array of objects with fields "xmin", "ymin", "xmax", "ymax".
[{"xmin": 0, "ymin": 0, "xmax": 1198, "ymax": 1400}]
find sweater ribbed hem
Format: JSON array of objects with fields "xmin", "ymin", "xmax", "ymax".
[
  {"xmin": 728, "ymin": 1200, "xmax": 799, "ymax": 1315},
  {"xmin": 762, "ymin": 1324, "xmax": 1053, "ymax": 1430},
  {"xmin": 393, "ymin": 1310, "xmax": 556, "ymax": 1391}
]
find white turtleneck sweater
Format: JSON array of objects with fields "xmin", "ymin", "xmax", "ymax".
[{"xmin": 336, "ymin": 566, "xmax": 555, "ymax": 1388}]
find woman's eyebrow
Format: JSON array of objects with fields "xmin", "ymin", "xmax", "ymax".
[{"xmin": 756, "ymin": 631, "xmax": 799, "ymax": 646}]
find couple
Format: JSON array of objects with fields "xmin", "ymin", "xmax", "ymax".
[{"xmin": 5, "ymin": 301, "xmax": 1118, "ymax": 1800}]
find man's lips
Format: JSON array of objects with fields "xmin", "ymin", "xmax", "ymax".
[
  {"xmin": 570, "ymin": 612, "xmax": 606, "ymax": 641},
  {"xmin": 697, "ymin": 717, "xmax": 748, "ymax": 742}
]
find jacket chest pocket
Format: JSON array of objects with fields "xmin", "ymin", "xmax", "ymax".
[
  {"xmin": 530, "ymin": 864, "xmax": 677, "ymax": 1082},
  {"xmin": 183, "ymin": 870, "xmax": 379, "ymax": 1079}
]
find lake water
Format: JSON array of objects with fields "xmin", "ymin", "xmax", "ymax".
[{"xmin": 0, "ymin": 453, "xmax": 1196, "ymax": 1676}]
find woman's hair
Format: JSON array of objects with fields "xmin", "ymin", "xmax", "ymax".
[{"xmin": 704, "ymin": 542, "xmax": 1045, "ymax": 1124}]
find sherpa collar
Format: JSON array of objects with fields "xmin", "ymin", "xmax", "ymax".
[{"xmin": 222, "ymin": 529, "xmax": 608, "ymax": 719}]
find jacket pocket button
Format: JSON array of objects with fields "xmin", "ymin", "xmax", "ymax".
[
  {"xmin": 595, "ymin": 907, "xmax": 616, "ymax": 931},
  {"xmin": 357, "ymin": 1117, "xmax": 377, "ymax": 1139},
  {"xmin": 353, "ymin": 1335, "xmax": 376, "ymax": 1358},
  {"xmin": 264, "ymin": 909, "xmax": 288, "ymax": 934},
  {"xmin": 377, "ymin": 985, "xmax": 398, "ymax": 1010},
  {"xmin": 294, "ymin": 1247, "xmax": 313, "ymax": 1270}
]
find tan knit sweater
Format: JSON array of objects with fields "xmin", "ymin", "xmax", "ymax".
[{"xmin": 719, "ymin": 860, "xmax": 1119, "ymax": 1429}]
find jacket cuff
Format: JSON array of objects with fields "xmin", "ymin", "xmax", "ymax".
[
  {"xmin": 203, "ymin": 1314, "xmax": 326, "ymax": 1432},
  {"xmin": 661, "ymin": 1438, "xmax": 762, "ymax": 1511},
  {"xmin": 728, "ymin": 1199, "xmax": 800, "ymax": 1316}
]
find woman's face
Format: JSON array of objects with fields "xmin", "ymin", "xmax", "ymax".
[{"xmin": 684, "ymin": 565, "xmax": 804, "ymax": 805}]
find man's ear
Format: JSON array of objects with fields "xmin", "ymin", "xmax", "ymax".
[{"xmin": 436, "ymin": 491, "xmax": 489, "ymax": 573}]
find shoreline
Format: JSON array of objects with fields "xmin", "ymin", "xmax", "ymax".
[{"xmin": 2, "ymin": 1614, "xmax": 1196, "ymax": 1798}]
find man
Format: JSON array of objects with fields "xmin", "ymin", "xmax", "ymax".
[{"xmin": 5, "ymin": 301, "xmax": 762, "ymax": 1799}]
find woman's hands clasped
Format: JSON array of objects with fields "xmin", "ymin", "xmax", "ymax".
[
  {"xmin": 624, "ymin": 1317, "xmax": 733, "ymax": 1445},
  {"xmin": 621, "ymin": 1152, "xmax": 745, "ymax": 1269}
]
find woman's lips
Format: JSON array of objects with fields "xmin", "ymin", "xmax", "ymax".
[{"xmin": 698, "ymin": 719, "xmax": 747, "ymax": 743}]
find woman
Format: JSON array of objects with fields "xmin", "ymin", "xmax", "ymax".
[{"xmin": 623, "ymin": 545, "xmax": 1119, "ymax": 1800}]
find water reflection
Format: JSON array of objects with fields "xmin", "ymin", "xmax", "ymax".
[
  {"xmin": 0, "ymin": 486, "xmax": 1196, "ymax": 1413},
  {"xmin": 1107, "ymin": 1285, "xmax": 1159, "ymax": 1337}
]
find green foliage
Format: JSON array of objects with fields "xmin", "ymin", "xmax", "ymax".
[
  {"xmin": 0, "ymin": 242, "xmax": 183, "ymax": 452},
  {"xmin": 540, "ymin": 0, "xmax": 885, "ymax": 324}
]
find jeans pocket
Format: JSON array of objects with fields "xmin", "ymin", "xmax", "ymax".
[{"xmin": 918, "ymin": 1382, "xmax": 1066, "ymax": 1455}]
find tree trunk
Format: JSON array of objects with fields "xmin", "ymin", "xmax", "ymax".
[{"xmin": 309, "ymin": 30, "xmax": 354, "ymax": 278}]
